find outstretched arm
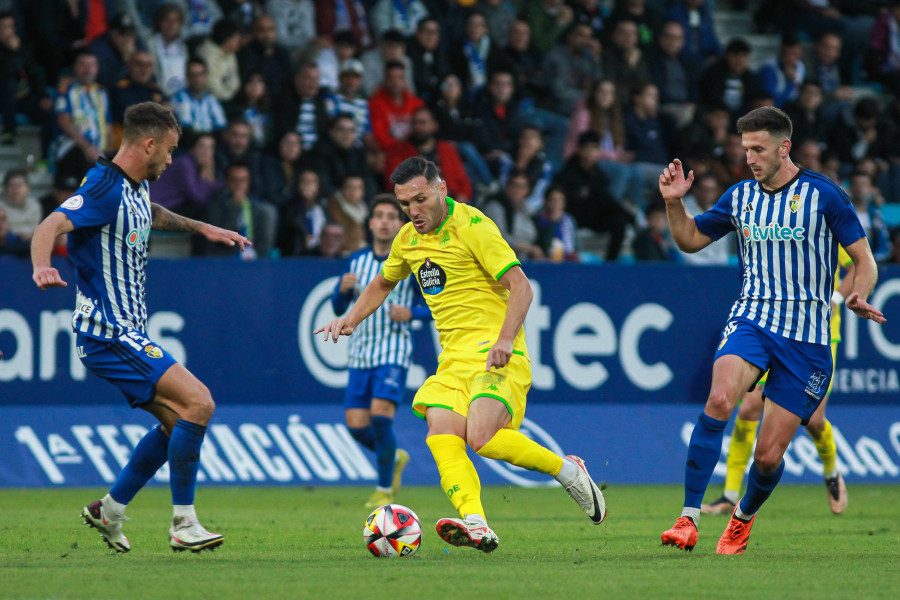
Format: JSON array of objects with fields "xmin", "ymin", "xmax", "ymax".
[
  {"xmin": 31, "ymin": 211, "xmax": 74, "ymax": 289},
  {"xmin": 843, "ymin": 236, "xmax": 886, "ymax": 324},
  {"xmin": 315, "ymin": 272, "xmax": 398, "ymax": 342},
  {"xmin": 150, "ymin": 202, "xmax": 250, "ymax": 250},
  {"xmin": 659, "ymin": 159, "xmax": 714, "ymax": 253}
]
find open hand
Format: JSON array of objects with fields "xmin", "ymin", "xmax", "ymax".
[
  {"xmin": 846, "ymin": 293, "xmax": 886, "ymax": 324},
  {"xmin": 659, "ymin": 159, "xmax": 694, "ymax": 204},
  {"xmin": 314, "ymin": 318, "xmax": 355, "ymax": 343},
  {"xmin": 200, "ymin": 223, "xmax": 251, "ymax": 251}
]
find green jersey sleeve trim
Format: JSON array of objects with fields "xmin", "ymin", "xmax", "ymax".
[{"xmin": 495, "ymin": 261, "xmax": 521, "ymax": 280}]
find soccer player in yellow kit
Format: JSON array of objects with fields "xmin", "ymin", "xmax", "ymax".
[
  {"xmin": 702, "ymin": 246, "xmax": 854, "ymax": 516},
  {"xmin": 316, "ymin": 158, "xmax": 606, "ymax": 553}
]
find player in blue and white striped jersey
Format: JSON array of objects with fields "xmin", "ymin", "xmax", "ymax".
[
  {"xmin": 31, "ymin": 102, "xmax": 249, "ymax": 554},
  {"xmin": 331, "ymin": 194, "xmax": 432, "ymax": 508},
  {"xmin": 658, "ymin": 107, "xmax": 886, "ymax": 555}
]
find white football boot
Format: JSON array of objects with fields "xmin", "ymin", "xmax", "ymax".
[
  {"xmin": 82, "ymin": 498, "xmax": 131, "ymax": 553},
  {"xmin": 435, "ymin": 516, "xmax": 500, "ymax": 553},
  {"xmin": 562, "ymin": 455, "xmax": 607, "ymax": 525},
  {"xmin": 169, "ymin": 516, "xmax": 224, "ymax": 553}
]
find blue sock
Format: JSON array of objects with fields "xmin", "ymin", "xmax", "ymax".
[
  {"xmin": 371, "ymin": 416, "xmax": 397, "ymax": 489},
  {"xmin": 684, "ymin": 412, "xmax": 728, "ymax": 509},
  {"xmin": 109, "ymin": 425, "xmax": 169, "ymax": 504},
  {"xmin": 739, "ymin": 461, "xmax": 785, "ymax": 517},
  {"xmin": 349, "ymin": 426, "xmax": 376, "ymax": 452},
  {"xmin": 169, "ymin": 419, "xmax": 206, "ymax": 506}
]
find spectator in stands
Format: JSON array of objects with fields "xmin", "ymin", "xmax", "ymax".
[
  {"xmin": 175, "ymin": 0, "xmax": 223, "ymax": 40},
  {"xmin": 307, "ymin": 221, "xmax": 346, "ymax": 257},
  {"xmin": 648, "ymin": 20, "xmax": 701, "ymax": 129},
  {"xmin": 521, "ymin": 0, "xmax": 574, "ymax": 54},
  {"xmin": 711, "ymin": 131, "xmax": 749, "ymax": 187},
  {"xmin": 678, "ymin": 102, "xmax": 730, "ymax": 160},
  {"xmin": 608, "ymin": 0, "xmax": 661, "ymax": 48},
  {"xmin": 273, "ymin": 62, "xmax": 337, "ymax": 150},
  {"xmin": 40, "ymin": 172, "xmax": 79, "ymax": 219},
  {"xmin": 867, "ymin": 0, "xmax": 900, "ymax": 98},
  {"xmin": 327, "ymin": 174, "xmax": 368, "ymax": 254},
  {"xmin": 471, "ymin": 69, "xmax": 525, "ymax": 175},
  {"xmin": 237, "ymin": 14, "xmax": 293, "ymax": 99},
  {"xmin": 680, "ymin": 173, "xmax": 732, "ymax": 264},
  {"xmin": 264, "ymin": 0, "xmax": 314, "ymax": 56},
  {"xmin": 603, "ymin": 19, "xmax": 651, "ymax": 104},
  {"xmin": 534, "ymin": 186, "xmax": 579, "ymax": 261},
  {"xmin": 565, "ymin": 79, "xmax": 646, "ymax": 208},
  {"xmin": 334, "ymin": 59, "xmax": 373, "ymax": 149},
  {"xmin": 793, "ymin": 137, "xmax": 823, "ymax": 172},
  {"xmin": 370, "ymin": 0, "xmax": 429, "ymax": 38},
  {"xmin": 262, "ymin": 131, "xmax": 309, "ymax": 207},
  {"xmin": 0, "ymin": 204, "xmax": 28, "ymax": 256},
  {"xmin": 502, "ymin": 125, "xmax": 553, "ymax": 214},
  {"xmin": 826, "ymin": 96, "xmax": 897, "ymax": 176},
  {"xmin": 226, "ymin": 72, "xmax": 273, "ymax": 149},
  {"xmin": 309, "ymin": 113, "xmax": 377, "ymax": 199},
  {"xmin": 504, "ymin": 19, "xmax": 543, "ymax": 103},
  {"xmin": 698, "ymin": 37, "xmax": 759, "ymax": 121},
  {"xmin": 205, "ymin": 160, "xmax": 277, "ymax": 259},
  {"xmin": 407, "ymin": 18, "xmax": 450, "ymax": 105},
  {"xmin": 147, "ymin": 3, "xmax": 188, "ymax": 97},
  {"xmin": 849, "ymin": 170, "xmax": 892, "ymax": 262},
  {"xmin": 369, "ymin": 60, "xmax": 425, "ymax": 151},
  {"xmin": 553, "ymin": 131, "xmax": 630, "ymax": 261},
  {"xmin": 807, "ymin": 32, "xmax": 854, "ymax": 105},
  {"xmin": 481, "ymin": 0, "xmax": 517, "ymax": 48},
  {"xmin": 784, "ymin": 81, "xmax": 828, "ymax": 147},
  {"xmin": 149, "ymin": 132, "xmax": 222, "ymax": 219},
  {"xmin": 0, "ymin": 169, "xmax": 40, "ymax": 240},
  {"xmin": 215, "ymin": 117, "xmax": 269, "ymax": 198},
  {"xmin": 384, "ymin": 106, "xmax": 472, "ymax": 203},
  {"xmin": 196, "ymin": 18, "xmax": 242, "ymax": 102},
  {"xmin": 0, "ymin": 10, "xmax": 51, "ymax": 147},
  {"xmin": 452, "ymin": 11, "xmax": 511, "ymax": 97},
  {"xmin": 758, "ymin": 33, "xmax": 805, "ymax": 109},
  {"xmin": 663, "ymin": 0, "xmax": 720, "ymax": 64},
  {"xmin": 90, "ymin": 13, "xmax": 142, "ymax": 90},
  {"xmin": 755, "ymin": 0, "xmax": 844, "ymax": 41},
  {"xmin": 279, "ymin": 168, "xmax": 326, "ymax": 256},
  {"xmin": 315, "ymin": 30, "xmax": 358, "ymax": 93},
  {"xmin": 54, "ymin": 50, "xmax": 115, "ymax": 183},
  {"xmin": 314, "ymin": 0, "xmax": 373, "ymax": 51},
  {"xmin": 226, "ymin": 0, "xmax": 265, "ymax": 39},
  {"xmin": 542, "ymin": 22, "xmax": 603, "ymax": 117},
  {"xmin": 172, "ymin": 59, "xmax": 228, "ymax": 136},
  {"xmin": 483, "ymin": 170, "xmax": 544, "ymax": 260},
  {"xmin": 361, "ymin": 29, "xmax": 415, "ymax": 97},
  {"xmin": 31, "ymin": 0, "xmax": 88, "ymax": 84},
  {"xmin": 110, "ymin": 50, "xmax": 165, "ymax": 145},
  {"xmin": 624, "ymin": 82, "xmax": 675, "ymax": 203},
  {"xmin": 633, "ymin": 202, "xmax": 678, "ymax": 261}
]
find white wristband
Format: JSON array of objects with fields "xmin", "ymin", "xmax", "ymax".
[{"xmin": 831, "ymin": 291, "xmax": 845, "ymax": 306}]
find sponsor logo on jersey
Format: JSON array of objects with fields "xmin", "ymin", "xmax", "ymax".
[
  {"xmin": 61, "ymin": 195, "xmax": 83, "ymax": 210},
  {"xmin": 125, "ymin": 228, "xmax": 149, "ymax": 247},
  {"xmin": 741, "ymin": 223, "xmax": 806, "ymax": 242},
  {"xmin": 418, "ymin": 258, "xmax": 446, "ymax": 295},
  {"xmin": 144, "ymin": 345, "xmax": 163, "ymax": 359}
]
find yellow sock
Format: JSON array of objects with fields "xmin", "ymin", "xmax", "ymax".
[
  {"xmin": 810, "ymin": 419, "xmax": 838, "ymax": 478},
  {"xmin": 724, "ymin": 418, "xmax": 759, "ymax": 496},
  {"xmin": 425, "ymin": 434, "xmax": 484, "ymax": 518},
  {"xmin": 476, "ymin": 429, "xmax": 564, "ymax": 476}
]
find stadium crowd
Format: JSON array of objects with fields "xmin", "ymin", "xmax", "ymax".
[{"xmin": 1, "ymin": 0, "xmax": 899, "ymax": 263}]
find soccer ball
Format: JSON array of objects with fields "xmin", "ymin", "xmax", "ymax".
[{"xmin": 363, "ymin": 504, "xmax": 422, "ymax": 558}]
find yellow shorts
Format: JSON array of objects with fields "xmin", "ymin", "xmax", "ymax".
[
  {"xmin": 412, "ymin": 350, "xmax": 531, "ymax": 430},
  {"xmin": 758, "ymin": 341, "xmax": 838, "ymax": 394}
]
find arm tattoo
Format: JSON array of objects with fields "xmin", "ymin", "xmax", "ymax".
[{"xmin": 151, "ymin": 203, "xmax": 202, "ymax": 233}]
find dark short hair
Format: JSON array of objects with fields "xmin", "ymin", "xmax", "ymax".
[
  {"xmin": 736, "ymin": 106, "xmax": 792, "ymax": 140},
  {"xmin": 153, "ymin": 3, "xmax": 184, "ymax": 32},
  {"xmin": 725, "ymin": 38, "xmax": 751, "ymax": 55},
  {"xmin": 384, "ymin": 60, "xmax": 406, "ymax": 72},
  {"xmin": 381, "ymin": 29, "xmax": 406, "ymax": 44},
  {"xmin": 122, "ymin": 102, "xmax": 181, "ymax": 143},
  {"xmin": 3, "ymin": 168, "xmax": 27, "ymax": 186},
  {"xmin": 577, "ymin": 130, "xmax": 602, "ymax": 147},
  {"xmin": 211, "ymin": 19, "xmax": 239, "ymax": 45},
  {"xmin": 390, "ymin": 157, "xmax": 441, "ymax": 186},
  {"xmin": 370, "ymin": 193, "xmax": 402, "ymax": 218}
]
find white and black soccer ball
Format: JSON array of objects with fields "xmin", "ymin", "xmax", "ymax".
[{"xmin": 363, "ymin": 504, "xmax": 422, "ymax": 558}]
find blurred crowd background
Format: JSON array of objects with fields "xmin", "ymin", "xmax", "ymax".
[{"xmin": 1, "ymin": 0, "xmax": 899, "ymax": 264}]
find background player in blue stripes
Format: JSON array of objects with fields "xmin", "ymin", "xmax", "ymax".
[
  {"xmin": 658, "ymin": 106, "xmax": 886, "ymax": 554},
  {"xmin": 30, "ymin": 102, "xmax": 250, "ymax": 554},
  {"xmin": 331, "ymin": 194, "xmax": 432, "ymax": 508}
]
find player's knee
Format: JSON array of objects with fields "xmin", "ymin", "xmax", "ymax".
[
  {"xmin": 753, "ymin": 449, "xmax": 783, "ymax": 473},
  {"xmin": 467, "ymin": 430, "xmax": 494, "ymax": 453},
  {"xmin": 806, "ymin": 415, "xmax": 825, "ymax": 438},
  {"xmin": 186, "ymin": 383, "xmax": 215, "ymax": 424},
  {"xmin": 705, "ymin": 389, "xmax": 736, "ymax": 419}
]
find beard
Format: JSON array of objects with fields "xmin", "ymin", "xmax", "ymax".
[{"xmin": 407, "ymin": 132, "xmax": 430, "ymax": 146}]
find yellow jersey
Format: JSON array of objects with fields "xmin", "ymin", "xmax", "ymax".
[
  {"xmin": 831, "ymin": 246, "xmax": 853, "ymax": 343},
  {"xmin": 382, "ymin": 197, "xmax": 527, "ymax": 356}
]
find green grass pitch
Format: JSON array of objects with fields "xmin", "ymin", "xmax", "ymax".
[{"xmin": 1, "ymin": 484, "xmax": 898, "ymax": 600}]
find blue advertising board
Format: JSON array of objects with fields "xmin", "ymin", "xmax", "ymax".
[{"xmin": 1, "ymin": 257, "xmax": 898, "ymax": 487}]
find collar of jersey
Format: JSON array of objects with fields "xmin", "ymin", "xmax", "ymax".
[
  {"xmin": 757, "ymin": 168, "xmax": 802, "ymax": 196},
  {"xmin": 99, "ymin": 157, "xmax": 141, "ymax": 190},
  {"xmin": 433, "ymin": 197, "xmax": 456, "ymax": 235}
]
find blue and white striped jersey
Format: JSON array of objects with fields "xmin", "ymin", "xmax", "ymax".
[
  {"xmin": 694, "ymin": 170, "xmax": 865, "ymax": 346},
  {"xmin": 56, "ymin": 158, "xmax": 153, "ymax": 339},
  {"xmin": 332, "ymin": 248, "xmax": 431, "ymax": 369}
]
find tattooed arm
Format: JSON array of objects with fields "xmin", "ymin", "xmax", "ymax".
[{"xmin": 150, "ymin": 203, "xmax": 251, "ymax": 249}]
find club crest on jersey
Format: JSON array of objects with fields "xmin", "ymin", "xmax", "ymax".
[
  {"xmin": 741, "ymin": 223, "xmax": 806, "ymax": 242},
  {"xmin": 61, "ymin": 194, "xmax": 83, "ymax": 210},
  {"xmin": 790, "ymin": 194, "xmax": 802, "ymax": 213},
  {"xmin": 418, "ymin": 258, "xmax": 446, "ymax": 295},
  {"xmin": 144, "ymin": 345, "xmax": 163, "ymax": 359}
]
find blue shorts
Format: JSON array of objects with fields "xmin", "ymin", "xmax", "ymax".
[
  {"xmin": 344, "ymin": 364, "xmax": 408, "ymax": 409},
  {"xmin": 715, "ymin": 318, "xmax": 833, "ymax": 425},
  {"xmin": 77, "ymin": 331, "xmax": 178, "ymax": 408}
]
